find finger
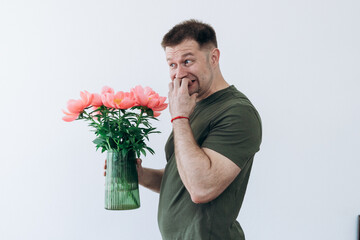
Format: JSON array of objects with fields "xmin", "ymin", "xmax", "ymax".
[
  {"xmin": 180, "ymin": 78, "xmax": 190, "ymax": 93},
  {"xmin": 191, "ymin": 92, "xmax": 199, "ymax": 100},
  {"xmin": 168, "ymin": 81, "xmax": 174, "ymax": 92},
  {"xmin": 136, "ymin": 158, "xmax": 142, "ymax": 166},
  {"xmin": 173, "ymin": 77, "xmax": 181, "ymax": 90}
]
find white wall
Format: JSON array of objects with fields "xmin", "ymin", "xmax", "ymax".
[{"xmin": 1, "ymin": 0, "xmax": 359, "ymax": 239}]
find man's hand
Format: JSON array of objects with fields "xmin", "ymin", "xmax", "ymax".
[
  {"xmin": 168, "ymin": 78, "xmax": 198, "ymax": 118},
  {"xmin": 135, "ymin": 158, "xmax": 145, "ymax": 185}
]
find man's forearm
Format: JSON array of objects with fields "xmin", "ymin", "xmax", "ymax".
[
  {"xmin": 173, "ymin": 118, "xmax": 242, "ymax": 203},
  {"xmin": 172, "ymin": 119, "xmax": 213, "ymax": 199},
  {"xmin": 139, "ymin": 168, "xmax": 164, "ymax": 193}
]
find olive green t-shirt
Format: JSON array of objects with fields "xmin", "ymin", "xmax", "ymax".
[{"xmin": 158, "ymin": 85, "xmax": 262, "ymax": 240}]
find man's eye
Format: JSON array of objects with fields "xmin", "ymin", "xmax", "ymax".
[
  {"xmin": 169, "ymin": 63, "xmax": 175, "ymax": 68},
  {"xmin": 184, "ymin": 60, "xmax": 192, "ymax": 65}
]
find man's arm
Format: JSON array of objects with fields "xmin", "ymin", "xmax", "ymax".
[
  {"xmin": 172, "ymin": 119, "xmax": 240, "ymax": 203},
  {"xmin": 137, "ymin": 158, "xmax": 164, "ymax": 193},
  {"xmin": 168, "ymin": 78, "xmax": 240, "ymax": 204}
]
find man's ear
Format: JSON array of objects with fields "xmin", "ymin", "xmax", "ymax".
[{"xmin": 210, "ymin": 48, "xmax": 220, "ymax": 66}]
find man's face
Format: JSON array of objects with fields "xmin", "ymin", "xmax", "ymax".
[{"xmin": 165, "ymin": 40, "xmax": 215, "ymax": 100}]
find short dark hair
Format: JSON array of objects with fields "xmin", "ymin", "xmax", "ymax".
[{"xmin": 161, "ymin": 19, "xmax": 218, "ymax": 49}]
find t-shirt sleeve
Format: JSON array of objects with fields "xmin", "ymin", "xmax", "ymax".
[{"xmin": 201, "ymin": 104, "xmax": 262, "ymax": 169}]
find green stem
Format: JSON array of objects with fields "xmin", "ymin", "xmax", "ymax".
[
  {"xmin": 136, "ymin": 109, "xmax": 144, "ymax": 128},
  {"xmin": 106, "ymin": 138, "xmax": 112, "ymax": 151},
  {"xmin": 84, "ymin": 111, "xmax": 101, "ymax": 128}
]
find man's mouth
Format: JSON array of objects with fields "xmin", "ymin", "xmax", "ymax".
[
  {"xmin": 188, "ymin": 79, "xmax": 196, "ymax": 85},
  {"xmin": 179, "ymin": 78, "xmax": 196, "ymax": 87}
]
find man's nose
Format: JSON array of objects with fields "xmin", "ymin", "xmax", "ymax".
[{"xmin": 175, "ymin": 65, "xmax": 187, "ymax": 79}]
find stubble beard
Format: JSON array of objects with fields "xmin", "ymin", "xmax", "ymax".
[
  {"xmin": 189, "ymin": 80, "xmax": 200, "ymax": 96},
  {"xmin": 193, "ymin": 69, "xmax": 214, "ymax": 100},
  {"xmin": 188, "ymin": 57, "xmax": 214, "ymax": 98}
]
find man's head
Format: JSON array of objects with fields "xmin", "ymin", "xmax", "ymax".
[
  {"xmin": 161, "ymin": 19, "xmax": 217, "ymax": 50},
  {"xmin": 162, "ymin": 20, "xmax": 223, "ymax": 100}
]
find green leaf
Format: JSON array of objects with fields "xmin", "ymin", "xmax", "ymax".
[
  {"xmin": 145, "ymin": 146, "xmax": 155, "ymax": 155},
  {"xmin": 93, "ymin": 137, "xmax": 106, "ymax": 145},
  {"xmin": 140, "ymin": 148, "xmax": 146, "ymax": 157},
  {"xmin": 136, "ymin": 150, "xmax": 141, "ymax": 158}
]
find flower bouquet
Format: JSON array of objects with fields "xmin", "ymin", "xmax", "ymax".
[{"xmin": 62, "ymin": 86, "xmax": 168, "ymax": 210}]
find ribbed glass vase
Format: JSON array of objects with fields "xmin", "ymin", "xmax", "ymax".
[{"xmin": 105, "ymin": 149, "xmax": 140, "ymax": 210}]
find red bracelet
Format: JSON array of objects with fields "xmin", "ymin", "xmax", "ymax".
[{"xmin": 171, "ymin": 116, "xmax": 189, "ymax": 123}]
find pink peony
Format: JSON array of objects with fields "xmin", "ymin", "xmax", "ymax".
[
  {"xmin": 114, "ymin": 91, "xmax": 136, "ymax": 109},
  {"xmin": 131, "ymin": 85, "xmax": 168, "ymax": 116},
  {"xmin": 62, "ymin": 90, "xmax": 93, "ymax": 122},
  {"xmin": 101, "ymin": 90, "xmax": 136, "ymax": 109},
  {"xmin": 62, "ymin": 109, "xmax": 79, "ymax": 122},
  {"xmin": 91, "ymin": 93, "xmax": 103, "ymax": 108},
  {"xmin": 101, "ymin": 86, "xmax": 114, "ymax": 95}
]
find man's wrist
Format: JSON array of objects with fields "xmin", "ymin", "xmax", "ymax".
[{"xmin": 171, "ymin": 116, "xmax": 189, "ymax": 123}]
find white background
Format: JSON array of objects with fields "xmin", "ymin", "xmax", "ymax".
[{"xmin": 1, "ymin": 0, "xmax": 359, "ymax": 239}]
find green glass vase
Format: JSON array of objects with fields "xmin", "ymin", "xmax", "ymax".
[{"xmin": 105, "ymin": 149, "xmax": 140, "ymax": 210}]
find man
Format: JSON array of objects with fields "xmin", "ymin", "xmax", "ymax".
[{"xmin": 108, "ymin": 19, "xmax": 262, "ymax": 239}]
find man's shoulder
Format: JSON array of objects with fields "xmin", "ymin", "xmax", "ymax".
[
  {"xmin": 214, "ymin": 86, "xmax": 257, "ymax": 113},
  {"xmin": 193, "ymin": 85, "xmax": 260, "ymax": 123}
]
